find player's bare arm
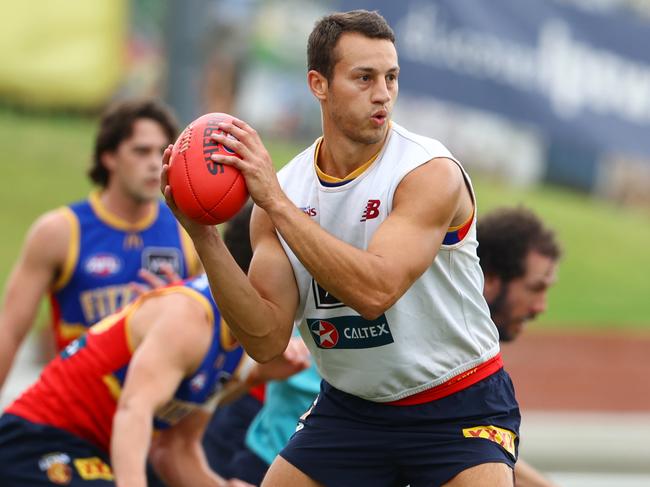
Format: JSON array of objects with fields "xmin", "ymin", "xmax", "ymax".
[
  {"xmin": 212, "ymin": 124, "xmax": 471, "ymax": 318},
  {"xmin": 161, "ymin": 147, "xmax": 299, "ymax": 363},
  {"xmin": 150, "ymin": 410, "xmax": 234, "ymax": 487},
  {"xmin": 214, "ymin": 337, "xmax": 311, "ymax": 407},
  {"xmin": 0, "ymin": 209, "xmax": 70, "ymax": 391},
  {"xmin": 111, "ymin": 293, "xmax": 215, "ymax": 487}
]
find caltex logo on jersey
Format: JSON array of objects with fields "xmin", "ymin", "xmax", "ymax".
[
  {"xmin": 307, "ymin": 316, "xmax": 394, "ymax": 349},
  {"xmin": 310, "ymin": 320, "xmax": 339, "ymax": 348},
  {"xmin": 84, "ymin": 254, "xmax": 121, "ymax": 277}
]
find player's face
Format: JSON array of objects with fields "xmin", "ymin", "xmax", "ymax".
[
  {"xmin": 325, "ymin": 33, "xmax": 399, "ymax": 145},
  {"xmin": 109, "ymin": 118, "xmax": 170, "ymax": 203},
  {"xmin": 489, "ymin": 251, "xmax": 558, "ymax": 342}
]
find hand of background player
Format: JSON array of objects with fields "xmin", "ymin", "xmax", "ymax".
[
  {"xmin": 129, "ymin": 263, "xmax": 182, "ymax": 296},
  {"xmin": 161, "ymin": 145, "xmax": 215, "ymax": 238},
  {"xmin": 248, "ymin": 336, "xmax": 311, "ymax": 385},
  {"xmin": 209, "ymin": 119, "xmax": 286, "ymax": 211}
]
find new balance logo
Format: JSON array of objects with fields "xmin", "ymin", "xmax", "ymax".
[{"xmin": 360, "ymin": 199, "xmax": 381, "ymax": 222}]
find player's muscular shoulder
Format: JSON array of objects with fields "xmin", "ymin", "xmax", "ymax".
[
  {"xmin": 393, "ymin": 157, "xmax": 468, "ymax": 228},
  {"xmin": 24, "ymin": 208, "xmax": 73, "ymax": 273},
  {"xmin": 131, "ymin": 292, "xmax": 210, "ymax": 339},
  {"xmin": 130, "ymin": 292, "xmax": 211, "ymax": 370}
]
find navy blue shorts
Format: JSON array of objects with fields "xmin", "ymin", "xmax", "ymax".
[
  {"xmin": 279, "ymin": 368, "xmax": 520, "ymax": 487},
  {"xmin": 203, "ymin": 393, "xmax": 263, "ymax": 478},
  {"xmin": 229, "ymin": 446, "xmax": 270, "ymax": 484},
  {"xmin": 0, "ymin": 414, "xmax": 114, "ymax": 486}
]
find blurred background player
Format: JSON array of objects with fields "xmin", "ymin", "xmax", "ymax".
[
  {"xmin": 477, "ymin": 206, "xmax": 561, "ymax": 487},
  {"xmin": 0, "ymin": 208, "xmax": 310, "ymax": 487},
  {"xmin": 222, "ymin": 206, "xmax": 562, "ymax": 487},
  {"xmin": 0, "ymin": 98, "xmax": 201, "ymax": 398},
  {"xmin": 478, "ymin": 207, "xmax": 561, "ymax": 344}
]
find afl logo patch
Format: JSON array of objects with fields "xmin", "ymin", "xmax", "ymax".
[
  {"xmin": 84, "ymin": 254, "xmax": 121, "ymax": 277},
  {"xmin": 310, "ymin": 320, "xmax": 339, "ymax": 348}
]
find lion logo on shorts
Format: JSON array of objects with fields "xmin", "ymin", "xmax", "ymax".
[
  {"xmin": 39, "ymin": 452, "xmax": 72, "ymax": 485},
  {"xmin": 47, "ymin": 463, "xmax": 72, "ymax": 485}
]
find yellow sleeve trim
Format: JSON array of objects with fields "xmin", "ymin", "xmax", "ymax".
[
  {"xmin": 88, "ymin": 191, "xmax": 158, "ymax": 232},
  {"xmin": 124, "ymin": 310, "xmax": 136, "ymax": 354},
  {"xmin": 179, "ymin": 225, "xmax": 201, "ymax": 276},
  {"xmin": 52, "ymin": 207, "xmax": 80, "ymax": 292},
  {"xmin": 58, "ymin": 322, "xmax": 87, "ymax": 341},
  {"xmin": 102, "ymin": 374, "xmax": 122, "ymax": 401},
  {"xmin": 447, "ymin": 208, "xmax": 475, "ymax": 232},
  {"xmin": 220, "ymin": 317, "xmax": 239, "ymax": 351}
]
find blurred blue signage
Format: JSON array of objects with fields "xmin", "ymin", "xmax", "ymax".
[{"xmin": 340, "ymin": 0, "xmax": 650, "ymax": 163}]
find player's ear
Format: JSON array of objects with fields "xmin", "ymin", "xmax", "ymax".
[
  {"xmin": 101, "ymin": 151, "xmax": 117, "ymax": 172},
  {"xmin": 483, "ymin": 274, "xmax": 502, "ymax": 302},
  {"xmin": 308, "ymin": 70, "xmax": 328, "ymax": 101}
]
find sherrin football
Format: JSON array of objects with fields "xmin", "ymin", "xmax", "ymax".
[{"xmin": 168, "ymin": 112, "xmax": 249, "ymax": 225}]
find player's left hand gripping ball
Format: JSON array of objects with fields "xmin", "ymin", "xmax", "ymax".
[{"xmin": 168, "ymin": 113, "xmax": 249, "ymax": 225}]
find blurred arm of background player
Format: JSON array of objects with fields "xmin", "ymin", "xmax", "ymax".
[
  {"xmin": 130, "ymin": 262, "xmax": 185, "ymax": 296},
  {"xmin": 214, "ymin": 337, "xmax": 310, "ymax": 408},
  {"xmin": 111, "ymin": 293, "xmax": 309, "ymax": 487},
  {"xmin": 0, "ymin": 209, "xmax": 69, "ymax": 394},
  {"xmin": 150, "ymin": 410, "xmax": 256, "ymax": 487}
]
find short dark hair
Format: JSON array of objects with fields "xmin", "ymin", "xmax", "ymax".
[
  {"xmin": 477, "ymin": 207, "xmax": 561, "ymax": 282},
  {"xmin": 89, "ymin": 98, "xmax": 178, "ymax": 187},
  {"xmin": 307, "ymin": 10, "xmax": 395, "ymax": 81},
  {"xmin": 223, "ymin": 203, "xmax": 253, "ymax": 273}
]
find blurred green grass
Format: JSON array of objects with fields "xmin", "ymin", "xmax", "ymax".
[
  {"xmin": 0, "ymin": 109, "xmax": 648, "ymax": 329},
  {"xmin": 474, "ymin": 179, "xmax": 650, "ymax": 328}
]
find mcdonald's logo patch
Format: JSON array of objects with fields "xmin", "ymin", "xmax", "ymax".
[
  {"xmin": 462, "ymin": 425, "xmax": 517, "ymax": 459},
  {"xmin": 74, "ymin": 457, "xmax": 114, "ymax": 481}
]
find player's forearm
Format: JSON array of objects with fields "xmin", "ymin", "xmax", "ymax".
[
  {"xmin": 191, "ymin": 230, "xmax": 291, "ymax": 362},
  {"xmin": 0, "ymin": 286, "xmax": 43, "ymax": 391},
  {"xmin": 265, "ymin": 197, "xmax": 402, "ymax": 319},
  {"xmin": 111, "ymin": 406, "xmax": 153, "ymax": 487},
  {"xmin": 0, "ymin": 322, "xmax": 24, "ymax": 391},
  {"xmin": 154, "ymin": 441, "xmax": 225, "ymax": 487}
]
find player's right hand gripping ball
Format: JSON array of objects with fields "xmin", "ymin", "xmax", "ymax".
[{"xmin": 168, "ymin": 113, "xmax": 249, "ymax": 225}]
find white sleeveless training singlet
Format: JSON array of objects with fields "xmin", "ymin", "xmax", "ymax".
[{"xmin": 277, "ymin": 122, "xmax": 500, "ymax": 402}]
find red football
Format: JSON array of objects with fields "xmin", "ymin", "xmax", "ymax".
[{"xmin": 168, "ymin": 113, "xmax": 249, "ymax": 225}]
